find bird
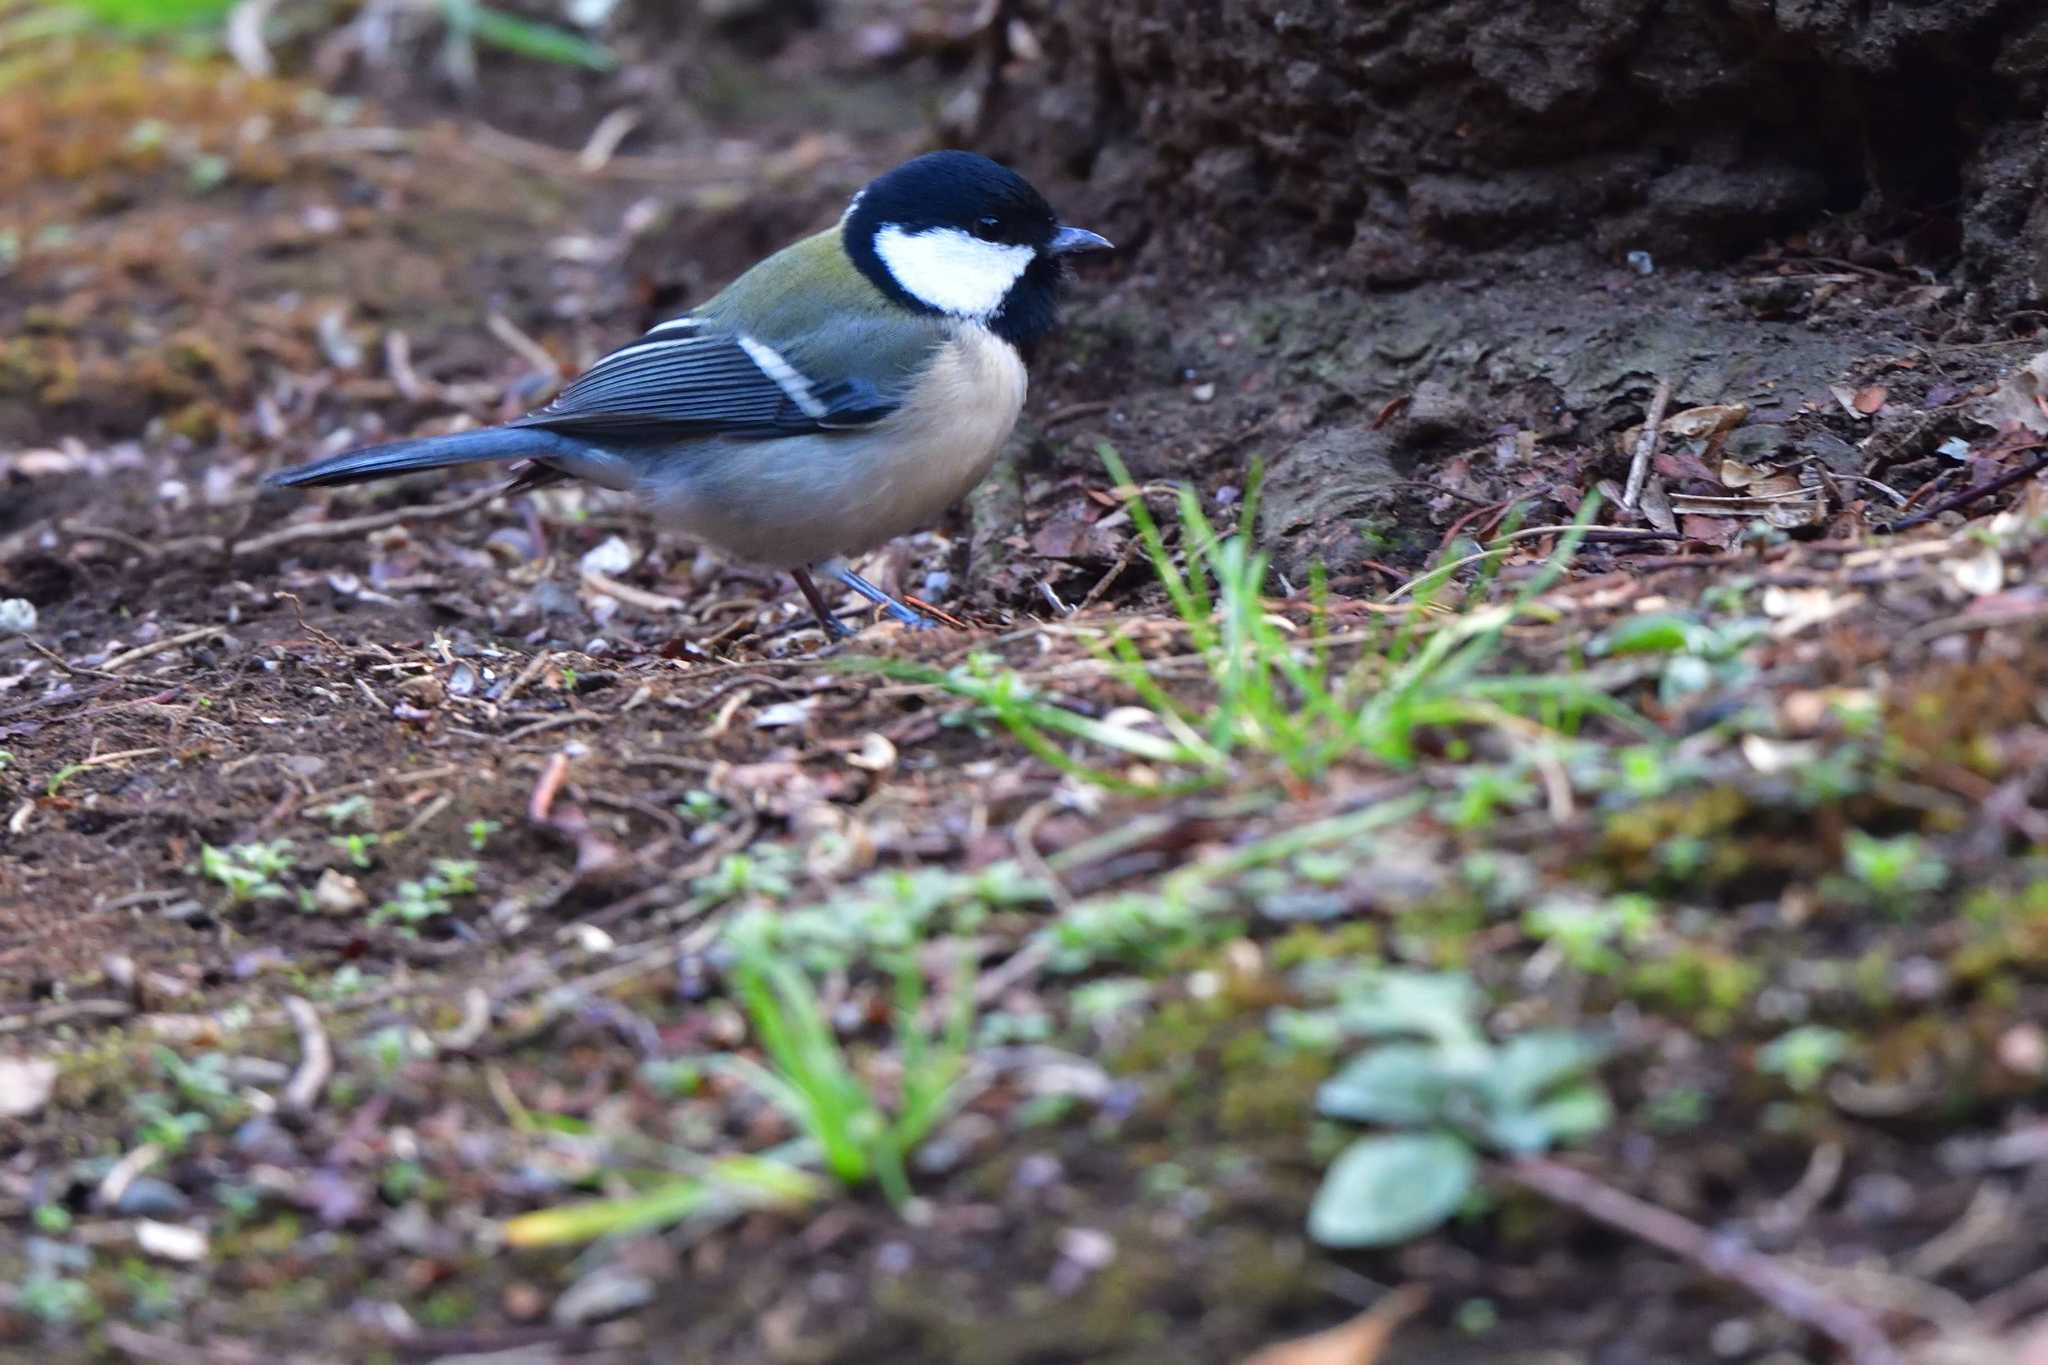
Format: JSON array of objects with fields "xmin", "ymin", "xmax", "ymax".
[{"xmin": 265, "ymin": 150, "xmax": 1112, "ymax": 637}]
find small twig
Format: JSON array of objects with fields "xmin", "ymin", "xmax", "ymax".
[
  {"xmin": 1011, "ymin": 799, "xmax": 1075, "ymax": 911},
  {"xmin": 487, "ymin": 312, "xmax": 564, "ymax": 385},
  {"xmin": 0, "ymin": 998, "xmax": 135, "ymax": 1035},
  {"xmin": 234, "ymin": 485, "xmax": 504, "ymax": 558},
  {"xmin": 1623, "ymin": 378, "xmax": 1674, "ymax": 513},
  {"xmin": 94, "ymin": 1143, "xmax": 162, "ymax": 1211},
  {"xmin": 497, "ymin": 650, "xmax": 554, "ymax": 707},
  {"xmin": 528, "ymin": 750, "xmax": 573, "ymax": 825},
  {"xmin": 1076, "ymin": 534, "xmax": 1143, "ymax": 611},
  {"xmin": 57, "ymin": 520, "xmax": 163, "ymax": 560},
  {"xmin": 582, "ymin": 568, "xmax": 690, "ymax": 614},
  {"xmin": 1877, "ymin": 446, "xmax": 2048, "ymax": 533},
  {"xmin": 577, "ymin": 107, "xmax": 642, "ymax": 173},
  {"xmin": 1504, "ymin": 1155, "xmax": 1899, "ymax": 1365},
  {"xmin": 282, "ymin": 996, "xmax": 332, "ymax": 1113},
  {"xmin": 21, "ymin": 638, "xmax": 150, "ymax": 686},
  {"xmin": 501, "ymin": 712, "xmax": 600, "ymax": 744},
  {"xmin": 101, "ymin": 627, "xmax": 223, "ymax": 673},
  {"xmin": 103, "ymin": 1322, "xmax": 217, "ymax": 1365}
]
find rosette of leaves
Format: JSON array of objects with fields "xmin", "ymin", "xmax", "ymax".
[{"xmin": 1300, "ymin": 971, "xmax": 1613, "ymax": 1248}]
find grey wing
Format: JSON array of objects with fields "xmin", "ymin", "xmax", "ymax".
[{"xmin": 511, "ymin": 316, "xmax": 903, "ymax": 442}]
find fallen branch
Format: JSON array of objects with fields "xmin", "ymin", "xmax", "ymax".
[
  {"xmin": 1503, "ymin": 1155, "xmax": 1899, "ymax": 1365},
  {"xmin": 1876, "ymin": 445, "xmax": 2048, "ymax": 534},
  {"xmin": 1623, "ymin": 378, "xmax": 1675, "ymax": 513},
  {"xmin": 20, "ymin": 638, "xmax": 159, "ymax": 687},
  {"xmin": 282, "ymin": 996, "xmax": 333, "ymax": 1113},
  {"xmin": 0, "ymin": 998, "xmax": 135, "ymax": 1036}
]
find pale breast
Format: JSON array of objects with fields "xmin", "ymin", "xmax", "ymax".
[{"xmin": 639, "ymin": 325, "xmax": 1028, "ymax": 568}]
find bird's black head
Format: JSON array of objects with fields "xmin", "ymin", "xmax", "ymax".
[{"xmin": 843, "ymin": 151, "xmax": 1111, "ymax": 355}]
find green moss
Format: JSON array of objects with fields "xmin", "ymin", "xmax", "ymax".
[{"xmin": 1626, "ymin": 944, "xmax": 1760, "ymax": 1033}]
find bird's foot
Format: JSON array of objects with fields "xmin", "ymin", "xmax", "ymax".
[{"xmin": 829, "ymin": 566, "xmax": 943, "ymax": 631}]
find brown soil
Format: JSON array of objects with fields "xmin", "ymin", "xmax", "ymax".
[{"xmin": 4, "ymin": 8, "xmax": 2048, "ymax": 1365}]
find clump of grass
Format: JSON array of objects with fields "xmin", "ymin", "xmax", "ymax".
[
  {"xmin": 868, "ymin": 445, "xmax": 1634, "ymax": 790},
  {"xmin": 711, "ymin": 938, "xmax": 975, "ymax": 1211},
  {"xmin": 499, "ymin": 943, "xmax": 974, "ymax": 1248}
]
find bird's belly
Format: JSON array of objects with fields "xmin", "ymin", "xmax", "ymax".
[{"xmin": 641, "ymin": 328, "xmax": 1027, "ymax": 568}]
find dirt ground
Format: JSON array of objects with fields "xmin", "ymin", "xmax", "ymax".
[{"xmin": 4, "ymin": 9, "xmax": 2048, "ymax": 1365}]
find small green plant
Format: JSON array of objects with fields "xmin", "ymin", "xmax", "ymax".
[
  {"xmin": 1524, "ymin": 893, "xmax": 1659, "ymax": 975},
  {"xmin": 45, "ymin": 762, "xmax": 85, "ymax": 796},
  {"xmin": 465, "ymin": 818, "xmax": 502, "ymax": 851},
  {"xmin": 128, "ymin": 1095, "xmax": 210, "ymax": 1154},
  {"xmin": 1294, "ymin": 968, "xmax": 1612, "ymax": 1248},
  {"xmin": 17, "ymin": 1273, "xmax": 97, "ymax": 1326},
  {"xmin": 0, "ymin": 749, "xmax": 14, "ymax": 771},
  {"xmin": 1757, "ymin": 1025, "xmax": 1851, "ymax": 1094},
  {"xmin": 693, "ymin": 846, "xmax": 797, "ymax": 906},
  {"xmin": 1842, "ymin": 831, "xmax": 1947, "ymax": 909},
  {"xmin": 1445, "ymin": 765, "xmax": 1537, "ymax": 829},
  {"xmin": 713, "ymin": 946, "xmax": 975, "ymax": 1210},
  {"xmin": 372, "ymin": 858, "xmax": 482, "ymax": 926},
  {"xmin": 676, "ymin": 789, "xmax": 725, "ymax": 823},
  {"xmin": 328, "ymin": 831, "xmax": 381, "ymax": 869},
  {"xmin": 317, "ymin": 795, "xmax": 374, "ymax": 828},
  {"xmin": 1591, "ymin": 610, "xmax": 1766, "ymax": 706},
  {"xmin": 199, "ymin": 840, "xmax": 297, "ymax": 905}
]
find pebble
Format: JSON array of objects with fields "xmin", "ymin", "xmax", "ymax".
[
  {"xmin": 551, "ymin": 1267, "xmax": 654, "ymax": 1327},
  {"xmin": 579, "ymin": 535, "xmax": 637, "ymax": 577},
  {"xmin": 313, "ymin": 869, "xmax": 368, "ymax": 915},
  {"xmin": 0, "ymin": 598, "xmax": 36, "ymax": 636},
  {"xmin": 114, "ymin": 1176, "xmax": 192, "ymax": 1219},
  {"xmin": 233, "ymin": 1116, "xmax": 300, "ymax": 1164}
]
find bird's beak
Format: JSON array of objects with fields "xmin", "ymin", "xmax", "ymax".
[{"xmin": 1049, "ymin": 225, "xmax": 1114, "ymax": 255}]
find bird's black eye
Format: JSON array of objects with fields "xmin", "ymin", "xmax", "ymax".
[{"xmin": 971, "ymin": 216, "xmax": 1003, "ymax": 242}]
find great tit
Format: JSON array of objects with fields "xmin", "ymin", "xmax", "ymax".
[{"xmin": 266, "ymin": 150, "xmax": 1112, "ymax": 637}]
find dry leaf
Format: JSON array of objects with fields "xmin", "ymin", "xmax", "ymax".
[
  {"xmin": 1639, "ymin": 477, "xmax": 1677, "ymax": 533},
  {"xmin": 1663, "ymin": 403, "xmax": 1748, "ymax": 439},
  {"xmin": 0, "ymin": 1055, "xmax": 57, "ymax": 1119},
  {"xmin": 1948, "ymin": 547, "xmax": 2005, "ymax": 596},
  {"xmin": 1853, "ymin": 384, "xmax": 1889, "ymax": 414},
  {"xmin": 1741, "ymin": 734, "xmax": 1820, "ymax": 775},
  {"xmin": 1243, "ymin": 1286, "xmax": 1429, "ymax": 1365},
  {"xmin": 844, "ymin": 733, "xmax": 898, "ymax": 772},
  {"xmin": 1719, "ymin": 459, "xmax": 1771, "ymax": 488},
  {"xmin": 1971, "ymin": 351, "xmax": 2048, "ymax": 434}
]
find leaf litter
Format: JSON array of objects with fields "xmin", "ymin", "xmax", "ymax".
[{"xmin": 2, "ymin": 20, "xmax": 2048, "ymax": 1365}]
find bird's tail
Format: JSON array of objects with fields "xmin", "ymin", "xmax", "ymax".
[{"xmin": 266, "ymin": 426, "xmax": 569, "ymax": 489}]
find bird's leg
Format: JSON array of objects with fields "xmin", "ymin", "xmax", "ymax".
[
  {"xmin": 828, "ymin": 564, "xmax": 942, "ymax": 631},
  {"xmin": 791, "ymin": 567, "xmax": 856, "ymax": 639}
]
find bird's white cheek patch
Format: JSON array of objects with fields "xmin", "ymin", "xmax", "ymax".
[{"xmin": 874, "ymin": 225, "xmax": 1035, "ymax": 319}]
